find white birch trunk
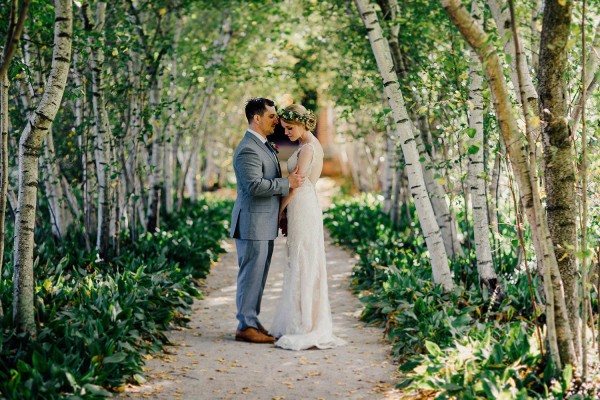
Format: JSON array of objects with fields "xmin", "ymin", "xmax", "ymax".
[
  {"xmin": 82, "ymin": 1, "xmax": 112, "ymax": 257},
  {"xmin": 413, "ymin": 128, "xmax": 463, "ymax": 259},
  {"xmin": 467, "ymin": 0, "xmax": 498, "ymax": 290},
  {"xmin": 164, "ymin": 25, "xmax": 181, "ymax": 215},
  {"xmin": 146, "ymin": 82, "xmax": 164, "ymax": 232},
  {"xmin": 13, "ymin": 0, "xmax": 72, "ymax": 336},
  {"xmin": 488, "ymin": 0, "xmax": 542, "ymax": 189},
  {"xmin": 356, "ymin": 0, "xmax": 454, "ymax": 291},
  {"xmin": 488, "ymin": 140, "xmax": 503, "ymax": 267},
  {"xmin": 72, "ymin": 51, "xmax": 92, "ymax": 252},
  {"xmin": 0, "ymin": 75, "xmax": 8, "ymax": 317},
  {"xmin": 487, "ymin": 0, "xmax": 539, "ymax": 106},
  {"xmin": 41, "ymin": 127, "xmax": 73, "ymax": 238},
  {"xmin": 1, "ymin": 3, "xmax": 31, "ymax": 308},
  {"xmin": 570, "ymin": 21, "xmax": 600, "ymax": 132},
  {"xmin": 390, "ymin": 154, "xmax": 404, "ymax": 227},
  {"xmin": 382, "ymin": 115, "xmax": 395, "ymax": 215}
]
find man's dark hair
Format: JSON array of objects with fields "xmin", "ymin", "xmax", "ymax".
[{"xmin": 245, "ymin": 97, "xmax": 275, "ymax": 124}]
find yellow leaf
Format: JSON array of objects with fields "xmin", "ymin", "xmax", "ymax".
[
  {"xmin": 558, "ymin": 0, "xmax": 566, "ymax": 5},
  {"xmin": 159, "ymin": 8, "xmax": 167, "ymax": 16},
  {"xmin": 112, "ymin": 49, "xmax": 118, "ymax": 56}
]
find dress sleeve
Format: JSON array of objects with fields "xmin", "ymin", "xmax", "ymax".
[{"xmin": 296, "ymin": 143, "xmax": 315, "ymax": 176}]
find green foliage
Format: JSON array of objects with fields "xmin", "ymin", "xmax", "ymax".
[
  {"xmin": 324, "ymin": 194, "xmax": 586, "ymax": 399},
  {"xmin": 0, "ymin": 196, "xmax": 233, "ymax": 399},
  {"xmin": 402, "ymin": 323, "xmax": 549, "ymax": 399}
]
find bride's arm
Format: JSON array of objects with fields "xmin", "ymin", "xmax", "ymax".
[
  {"xmin": 279, "ymin": 190, "xmax": 295, "ymax": 221},
  {"xmin": 278, "ymin": 144, "xmax": 315, "ymax": 219}
]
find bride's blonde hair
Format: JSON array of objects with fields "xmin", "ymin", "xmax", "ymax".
[{"xmin": 278, "ymin": 104, "xmax": 317, "ymax": 131}]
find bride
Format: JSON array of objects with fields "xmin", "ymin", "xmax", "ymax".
[{"xmin": 270, "ymin": 104, "xmax": 345, "ymax": 351}]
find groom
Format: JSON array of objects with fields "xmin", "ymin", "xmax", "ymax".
[{"xmin": 231, "ymin": 97, "xmax": 305, "ymax": 343}]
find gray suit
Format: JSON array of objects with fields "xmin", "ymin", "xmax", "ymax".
[{"xmin": 231, "ymin": 131, "xmax": 289, "ymax": 331}]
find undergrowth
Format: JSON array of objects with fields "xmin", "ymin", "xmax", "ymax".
[
  {"xmin": 0, "ymin": 196, "xmax": 233, "ymax": 399},
  {"xmin": 324, "ymin": 193, "xmax": 598, "ymax": 399}
]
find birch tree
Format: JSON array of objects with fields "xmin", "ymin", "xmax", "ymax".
[
  {"xmin": 571, "ymin": 22, "xmax": 600, "ymax": 132},
  {"xmin": 13, "ymin": 0, "xmax": 72, "ymax": 336},
  {"xmin": 487, "ymin": 0, "xmax": 539, "ymax": 110},
  {"xmin": 81, "ymin": 1, "xmax": 113, "ymax": 257},
  {"xmin": 356, "ymin": 0, "xmax": 454, "ymax": 291},
  {"xmin": 0, "ymin": 0, "xmax": 31, "ymax": 317},
  {"xmin": 467, "ymin": 0, "xmax": 498, "ymax": 292},
  {"xmin": 71, "ymin": 51, "xmax": 93, "ymax": 252},
  {"xmin": 41, "ymin": 128, "xmax": 73, "ymax": 238}
]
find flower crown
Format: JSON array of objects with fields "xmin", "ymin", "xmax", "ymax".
[{"xmin": 277, "ymin": 108, "xmax": 315, "ymax": 124}]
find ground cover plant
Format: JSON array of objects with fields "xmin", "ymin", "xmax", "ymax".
[
  {"xmin": 324, "ymin": 194, "xmax": 600, "ymax": 399},
  {"xmin": 0, "ymin": 196, "xmax": 233, "ymax": 399}
]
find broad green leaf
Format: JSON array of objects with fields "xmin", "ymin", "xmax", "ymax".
[{"xmin": 467, "ymin": 145, "xmax": 480, "ymax": 155}]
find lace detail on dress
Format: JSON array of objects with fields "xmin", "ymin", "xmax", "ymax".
[{"xmin": 270, "ymin": 141, "xmax": 345, "ymax": 351}]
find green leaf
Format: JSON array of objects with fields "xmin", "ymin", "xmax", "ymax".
[
  {"xmin": 425, "ymin": 340, "xmax": 443, "ymax": 357},
  {"xmin": 467, "ymin": 145, "xmax": 480, "ymax": 155},
  {"xmin": 465, "ymin": 128, "xmax": 477, "ymax": 138},
  {"xmin": 399, "ymin": 359, "xmax": 422, "ymax": 372},
  {"xmin": 103, "ymin": 352, "xmax": 127, "ymax": 364},
  {"xmin": 83, "ymin": 384, "xmax": 112, "ymax": 396}
]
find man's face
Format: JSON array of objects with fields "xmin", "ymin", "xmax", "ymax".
[{"xmin": 255, "ymin": 105, "xmax": 279, "ymax": 136}]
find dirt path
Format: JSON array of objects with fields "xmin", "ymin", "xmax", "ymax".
[{"xmin": 121, "ymin": 180, "xmax": 401, "ymax": 400}]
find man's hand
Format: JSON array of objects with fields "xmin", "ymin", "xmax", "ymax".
[{"xmin": 288, "ymin": 167, "xmax": 305, "ymax": 189}]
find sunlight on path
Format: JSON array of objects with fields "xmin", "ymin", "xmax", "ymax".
[{"xmin": 120, "ymin": 179, "xmax": 402, "ymax": 399}]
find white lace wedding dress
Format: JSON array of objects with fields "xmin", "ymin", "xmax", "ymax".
[{"xmin": 271, "ymin": 142, "xmax": 345, "ymax": 351}]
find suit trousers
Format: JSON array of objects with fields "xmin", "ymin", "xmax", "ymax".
[{"xmin": 235, "ymin": 239, "xmax": 274, "ymax": 331}]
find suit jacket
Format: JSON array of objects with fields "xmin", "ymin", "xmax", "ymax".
[{"xmin": 230, "ymin": 131, "xmax": 289, "ymax": 240}]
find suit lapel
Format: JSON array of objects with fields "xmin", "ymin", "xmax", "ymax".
[{"xmin": 245, "ymin": 131, "xmax": 281, "ymax": 177}]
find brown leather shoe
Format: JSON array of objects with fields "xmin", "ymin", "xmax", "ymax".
[
  {"xmin": 257, "ymin": 324, "xmax": 274, "ymax": 339},
  {"xmin": 235, "ymin": 328, "xmax": 276, "ymax": 344}
]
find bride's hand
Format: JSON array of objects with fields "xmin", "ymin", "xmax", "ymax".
[{"xmin": 279, "ymin": 210, "xmax": 288, "ymax": 237}]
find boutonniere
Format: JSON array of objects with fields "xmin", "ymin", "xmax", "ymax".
[{"xmin": 268, "ymin": 141, "xmax": 280, "ymax": 154}]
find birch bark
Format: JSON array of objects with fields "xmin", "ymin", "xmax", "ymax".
[
  {"xmin": 467, "ymin": 0, "xmax": 498, "ymax": 292},
  {"xmin": 381, "ymin": 113, "xmax": 395, "ymax": 215},
  {"xmin": 570, "ymin": 21, "xmax": 600, "ymax": 133},
  {"xmin": 488, "ymin": 0, "xmax": 542, "ymax": 196},
  {"xmin": 146, "ymin": 81, "xmax": 164, "ymax": 233},
  {"xmin": 82, "ymin": 1, "xmax": 113, "ymax": 257},
  {"xmin": 164, "ymin": 25, "xmax": 181, "ymax": 215},
  {"xmin": 356, "ymin": 0, "xmax": 454, "ymax": 291},
  {"xmin": 487, "ymin": 0, "xmax": 539, "ymax": 107},
  {"xmin": 0, "ymin": 3, "xmax": 31, "ymax": 302},
  {"xmin": 13, "ymin": 0, "xmax": 72, "ymax": 336},
  {"xmin": 0, "ymin": 77, "xmax": 7, "ymax": 317},
  {"xmin": 72, "ymin": 52, "xmax": 92, "ymax": 252},
  {"xmin": 41, "ymin": 127, "xmax": 72, "ymax": 238}
]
